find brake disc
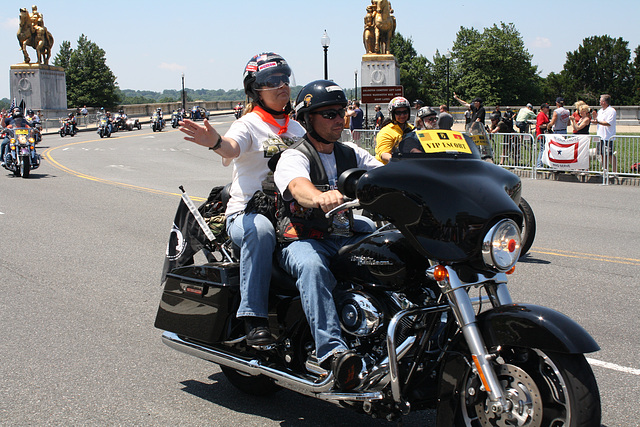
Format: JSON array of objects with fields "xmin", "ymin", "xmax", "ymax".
[{"xmin": 475, "ymin": 363, "xmax": 543, "ymax": 427}]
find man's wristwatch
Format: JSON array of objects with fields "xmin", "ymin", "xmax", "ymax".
[{"xmin": 209, "ymin": 134, "xmax": 222, "ymax": 151}]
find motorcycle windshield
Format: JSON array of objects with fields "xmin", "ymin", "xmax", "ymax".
[{"xmin": 356, "ymin": 153, "xmax": 522, "ymax": 261}]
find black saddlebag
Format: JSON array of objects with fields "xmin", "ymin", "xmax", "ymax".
[{"xmin": 154, "ymin": 262, "xmax": 240, "ymax": 344}]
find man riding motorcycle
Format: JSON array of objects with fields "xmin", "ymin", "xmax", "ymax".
[
  {"xmin": 1, "ymin": 107, "xmax": 30, "ymax": 167},
  {"xmin": 273, "ymin": 80, "xmax": 382, "ymax": 390}
]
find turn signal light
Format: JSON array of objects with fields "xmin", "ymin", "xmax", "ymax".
[{"xmin": 433, "ymin": 265, "xmax": 448, "ymax": 281}]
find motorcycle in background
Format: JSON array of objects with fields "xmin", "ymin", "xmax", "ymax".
[
  {"xmin": 2, "ymin": 127, "xmax": 40, "ymax": 178},
  {"xmin": 171, "ymin": 110, "xmax": 183, "ymax": 128},
  {"xmin": 97, "ymin": 115, "xmax": 111, "ymax": 138},
  {"xmin": 155, "ymin": 129, "xmax": 600, "ymax": 425},
  {"xmin": 25, "ymin": 116, "xmax": 42, "ymax": 144},
  {"xmin": 151, "ymin": 112, "xmax": 164, "ymax": 132},
  {"xmin": 59, "ymin": 118, "xmax": 77, "ymax": 137},
  {"xmin": 233, "ymin": 103, "xmax": 244, "ymax": 119}
]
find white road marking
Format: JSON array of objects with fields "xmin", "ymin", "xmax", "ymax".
[{"xmin": 587, "ymin": 358, "xmax": 640, "ymax": 376}]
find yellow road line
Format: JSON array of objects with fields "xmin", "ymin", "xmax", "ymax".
[
  {"xmin": 41, "ymin": 131, "xmax": 206, "ymax": 202},
  {"xmin": 529, "ymin": 247, "xmax": 640, "ymax": 266}
]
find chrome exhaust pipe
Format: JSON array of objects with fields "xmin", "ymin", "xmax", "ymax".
[{"xmin": 162, "ymin": 332, "xmax": 384, "ymax": 402}]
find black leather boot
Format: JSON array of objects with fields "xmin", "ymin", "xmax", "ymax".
[{"xmin": 244, "ymin": 317, "xmax": 274, "ymax": 346}]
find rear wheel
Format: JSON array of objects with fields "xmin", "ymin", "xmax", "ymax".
[
  {"xmin": 519, "ymin": 197, "xmax": 536, "ymax": 257},
  {"xmin": 220, "ymin": 366, "xmax": 282, "ymax": 396},
  {"xmin": 456, "ymin": 348, "xmax": 600, "ymax": 426}
]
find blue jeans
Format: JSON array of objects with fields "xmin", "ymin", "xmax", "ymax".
[
  {"xmin": 277, "ymin": 217, "xmax": 374, "ymax": 365},
  {"xmin": 226, "ymin": 212, "xmax": 276, "ymax": 319},
  {"xmin": 1, "ymin": 136, "xmax": 10, "ymax": 160}
]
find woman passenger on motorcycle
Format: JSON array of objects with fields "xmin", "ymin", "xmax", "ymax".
[
  {"xmin": 179, "ymin": 52, "xmax": 305, "ymax": 347},
  {"xmin": 374, "ymin": 97, "xmax": 414, "ymax": 164}
]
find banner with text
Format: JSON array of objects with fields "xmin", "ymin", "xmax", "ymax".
[
  {"xmin": 542, "ymin": 135, "xmax": 590, "ymax": 170},
  {"xmin": 361, "ymin": 86, "xmax": 403, "ymax": 104}
]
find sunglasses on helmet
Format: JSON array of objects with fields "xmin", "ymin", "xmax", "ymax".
[
  {"xmin": 311, "ymin": 108, "xmax": 346, "ymax": 120},
  {"xmin": 255, "ymin": 74, "xmax": 290, "ymax": 90}
]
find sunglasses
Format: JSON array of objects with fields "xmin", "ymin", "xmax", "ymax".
[
  {"xmin": 311, "ymin": 108, "xmax": 346, "ymax": 120},
  {"xmin": 395, "ymin": 109, "xmax": 409, "ymax": 116},
  {"xmin": 255, "ymin": 74, "xmax": 290, "ymax": 90},
  {"xmin": 425, "ymin": 116, "xmax": 437, "ymax": 122}
]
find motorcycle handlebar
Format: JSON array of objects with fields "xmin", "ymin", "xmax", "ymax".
[{"xmin": 324, "ymin": 198, "xmax": 360, "ymax": 218}]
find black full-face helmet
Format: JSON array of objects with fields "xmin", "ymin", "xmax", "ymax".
[
  {"xmin": 294, "ymin": 79, "xmax": 347, "ymax": 144},
  {"xmin": 243, "ymin": 52, "xmax": 292, "ymax": 114},
  {"xmin": 12, "ymin": 107, "xmax": 23, "ymax": 119}
]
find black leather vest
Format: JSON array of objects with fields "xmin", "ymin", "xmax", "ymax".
[{"xmin": 276, "ymin": 137, "xmax": 357, "ymax": 241}]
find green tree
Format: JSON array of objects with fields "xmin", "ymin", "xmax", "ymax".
[
  {"xmin": 52, "ymin": 40, "xmax": 72, "ymax": 70},
  {"xmin": 60, "ymin": 34, "xmax": 119, "ymax": 109},
  {"xmin": 451, "ymin": 23, "xmax": 541, "ymax": 106},
  {"xmin": 390, "ymin": 33, "xmax": 434, "ymax": 105},
  {"xmin": 562, "ymin": 35, "xmax": 632, "ymax": 105}
]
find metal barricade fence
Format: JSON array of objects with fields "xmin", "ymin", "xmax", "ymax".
[
  {"xmin": 610, "ymin": 135, "xmax": 640, "ymax": 178},
  {"xmin": 347, "ymin": 129, "xmax": 380, "ymax": 155},
  {"xmin": 488, "ymin": 132, "xmax": 537, "ymax": 178}
]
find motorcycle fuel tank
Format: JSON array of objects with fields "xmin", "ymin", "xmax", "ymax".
[
  {"xmin": 355, "ymin": 156, "xmax": 522, "ymax": 263},
  {"xmin": 332, "ymin": 228, "xmax": 430, "ymax": 289}
]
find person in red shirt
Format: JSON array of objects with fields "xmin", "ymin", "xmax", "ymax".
[{"xmin": 535, "ymin": 103, "xmax": 551, "ymax": 167}]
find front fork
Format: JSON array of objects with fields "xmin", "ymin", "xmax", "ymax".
[{"xmin": 437, "ymin": 266, "xmax": 512, "ymax": 414}]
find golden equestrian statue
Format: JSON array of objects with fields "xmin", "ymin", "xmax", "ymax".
[
  {"xmin": 17, "ymin": 5, "xmax": 54, "ymax": 65},
  {"xmin": 363, "ymin": 0, "xmax": 396, "ymax": 55}
]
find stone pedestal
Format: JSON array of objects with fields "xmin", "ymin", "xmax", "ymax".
[
  {"xmin": 10, "ymin": 64, "xmax": 67, "ymax": 118},
  {"xmin": 360, "ymin": 54, "xmax": 400, "ymax": 86}
]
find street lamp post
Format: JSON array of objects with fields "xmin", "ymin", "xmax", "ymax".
[
  {"xmin": 354, "ymin": 69, "xmax": 358, "ymax": 101},
  {"xmin": 181, "ymin": 73, "xmax": 186, "ymax": 112},
  {"xmin": 444, "ymin": 51, "xmax": 451, "ymax": 109},
  {"xmin": 321, "ymin": 30, "xmax": 330, "ymax": 80}
]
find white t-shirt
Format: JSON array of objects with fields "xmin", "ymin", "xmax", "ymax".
[
  {"xmin": 223, "ymin": 111, "xmax": 305, "ymax": 216},
  {"xmin": 596, "ymin": 105, "xmax": 617, "ymax": 141},
  {"xmin": 274, "ymin": 140, "xmax": 382, "ymax": 201},
  {"xmin": 552, "ymin": 106, "xmax": 570, "ymax": 131}
]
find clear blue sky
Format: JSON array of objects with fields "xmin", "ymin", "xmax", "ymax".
[{"xmin": 2, "ymin": 0, "xmax": 639, "ymax": 102}]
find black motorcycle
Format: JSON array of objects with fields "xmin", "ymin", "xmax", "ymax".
[
  {"xmin": 155, "ymin": 129, "xmax": 600, "ymax": 425},
  {"xmin": 171, "ymin": 111, "xmax": 183, "ymax": 128},
  {"xmin": 59, "ymin": 118, "xmax": 77, "ymax": 137},
  {"xmin": 151, "ymin": 113, "xmax": 164, "ymax": 132},
  {"xmin": 97, "ymin": 115, "xmax": 111, "ymax": 138},
  {"xmin": 2, "ymin": 127, "xmax": 40, "ymax": 178}
]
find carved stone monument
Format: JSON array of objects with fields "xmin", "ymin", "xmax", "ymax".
[
  {"xmin": 10, "ymin": 5, "xmax": 67, "ymax": 118},
  {"xmin": 360, "ymin": 0, "xmax": 400, "ymax": 98}
]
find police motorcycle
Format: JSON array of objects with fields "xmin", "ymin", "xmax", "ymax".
[
  {"xmin": 467, "ymin": 121, "xmax": 537, "ymax": 256},
  {"xmin": 155, "ymin": 128, "xmax": 600, "ymax": 425},
  {"xmin": 150, "ymin": 110, "xmax": 164, "ymax": 132},
  {"xmin": 2, "ymin": 126, "xmax": 40, "ymax": 178},
  {"xmin": 97, "ymin": 114, "xmax": 111, "ymax": 138},
  {"xmin": 170, "ymin": 110, "xmax": 183, "ymax": 128}
]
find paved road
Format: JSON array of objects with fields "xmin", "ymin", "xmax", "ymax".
[{"xmin": 1, "ymin": 118, "xmax": 638, "ymax": 426}]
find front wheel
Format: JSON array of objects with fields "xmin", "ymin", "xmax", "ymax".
[
  {"xmin": 20, "ymin": 156, "xmax": 31, "ymax": 178},
  {"xmin": 456, "ymin": 348, "xmax": 600, "ymax": 426},
  {"xmin": 220, "ymin": 366, "xmax": 281, "ymax": 396},
  {"xmin": 519, "ymin": 197, "xmax": 536, "ymax": 257}
]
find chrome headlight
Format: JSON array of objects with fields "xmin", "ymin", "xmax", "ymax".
[{"xmin": 482, "ymin": 219, "xmax": 521, "ymax": 271}]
